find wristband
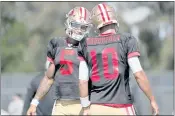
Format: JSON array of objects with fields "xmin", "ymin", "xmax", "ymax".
[
  {"xmin": 80, "ymin": 96, "xmax": 91, "ymax": 108},
  {"xmin": 31, "ymin": 98, "xmax": 39, "ymax": 106}
]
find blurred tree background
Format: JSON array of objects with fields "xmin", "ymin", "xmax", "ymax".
[{"xmin": 0, "ymin": 2, "xmax": 174, "ymax": 73}]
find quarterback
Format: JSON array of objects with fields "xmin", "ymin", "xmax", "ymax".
[
  {"xmin": 78, "ymin": 3, "xmax": 159, "ymax": 115},
  {"xmin": 27, "ymin": 6, "xmax": 91, "ymax": 115}
]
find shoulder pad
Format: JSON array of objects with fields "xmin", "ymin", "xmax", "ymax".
[
  {"xmin": 120, "ymin": 33, "xmax": 133, "ymax": 42},
  {"xmin": 49, "ymin": 37, "xmax": 67, "ymax": 48},
  {"xmin": 122, "ymin": 32, "xmax": 131, "ymax": 38}
]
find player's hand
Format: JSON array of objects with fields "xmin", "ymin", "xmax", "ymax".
[
  {"xmin": 150, "ymin": 100, "xmax": 159, "ymax": 115},
  {"xmin": 27, "ymin": 104, "xmax": 37, "ymax": 116}
]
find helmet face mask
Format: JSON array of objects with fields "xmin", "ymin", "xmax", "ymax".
[
  {"xmin": 70, "ymin": 21, "xmax": 90, "ymax": 32},
  {"xmin": 65, "ymin": 7, "xmax": 91, "ymax": 41}
]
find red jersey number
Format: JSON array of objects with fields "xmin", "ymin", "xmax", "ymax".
[
  {"xmin": 90, "ymin": 47, "xmax": 119, "ymax": 82},
  {"xmin": 59, "ymin": 49, "xmax": 75, "ymax": 75}
]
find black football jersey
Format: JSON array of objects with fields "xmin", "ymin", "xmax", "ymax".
[
  {"xmin": 78, "ymin": 33, "xmax": 140, "ymax": 104},
  {"xmin": 47, "ymin": 37, "xmax": 81, "ymax": 100}
]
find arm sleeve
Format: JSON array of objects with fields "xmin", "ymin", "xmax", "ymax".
[
  {"xmin": 127, "ymin": 35, "xmax": 140, "ymax": 58},
  {"xmin": 128, "ymin": 57, "xmax": 143, "ymax": 74},
  {"xmin": 79, "ymin": 61, "xmax": 89, "ymax": 81}
]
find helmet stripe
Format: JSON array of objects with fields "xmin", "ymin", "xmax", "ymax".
[
  {"xmin": 103, "ymin": 3, "xmax": 110, "ymax": 21},
  {"xmin": 80, "ymin": 7, "xmax": 82, "ymax": 20},
  {"xmin": 98, "ymin": 4, "xmax": 105, "ymax": 22},
  {"xmin": 80, "ymin": 7, "xmax": 86, "ymax": 20},
  {"xmin": 84, "ymin": 8, "xmax": 87, "ymax": 20},
  {"xmin": 82, "ymin": 7, "xmax": 85, "ymax": 20},
  {"xmin": 99, "ymin": 4, "xmax": 108, "ymax": 22}
]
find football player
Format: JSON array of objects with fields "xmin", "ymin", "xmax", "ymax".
[
  {"xmin": 27, "ymin": 6, "xmax": 91, "ymax": 115},
  {"xmin": 78, "ymin": 3, "xmax": 159, "ymax": 115}
]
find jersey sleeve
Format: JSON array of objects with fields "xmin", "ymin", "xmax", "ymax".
[
  {"xmin": 127, "ymin": 35, "xmax": 140, "ymax": 58},
  {"xmin": 46, "ymin": 38, "xmax": 58, "ymax": 64},
  {"xmin": 77, "ymin": 39, "xmax": 87, "ymax": 61}
]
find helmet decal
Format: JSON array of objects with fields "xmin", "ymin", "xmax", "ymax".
[
  {"xmin": 98, "ymin": 3, "xmax": 110, "ymax": 22},
  {"xmin": 80, "ymin": 7, "xmax": 87, "ymax": 20}
]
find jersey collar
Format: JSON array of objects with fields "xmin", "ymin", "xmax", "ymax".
[{"xmin": 66, "ymin": 37, "xmax": 78, "ymax": 48}]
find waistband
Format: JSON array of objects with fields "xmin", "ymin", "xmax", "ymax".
[
  {"xmin": 94, "ymin": 103, "xmax": 133, "ymax": 108},
  {"xmin": 55, "ymin": 99, "xmax": 80, "ymax": 106}
]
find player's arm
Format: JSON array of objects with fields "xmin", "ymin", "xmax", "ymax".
[
  {"xmin": 27, "ymin": 39, "xmax": 57, "ymax": 115},
  {"xmin": 27, "ymin": 63, "xmax": 55, "ymax": 115},
  {"xmin": 28, "ymin": 62, "xmax": 55, "ymax": 109},
  {"xmin": 127, "ymin": 34, "xmax": 159, "ymax": 115},
  {"xmin": 128, "ymin": 57, "xmax": 159, "ymax": 115},
  {"xmin": 126, "ymin": 34, "xmax": 155, "ymax": 102},
  {"xmin": 79, "ymin": 60, "xmax": 91, "ymax": 109},
  {"xmin": 29, "ymin": 38, "xmax": 57, "ymax": 107},
  {"xmin": 128, "ymin": 57, "xmax": 155, "ymax": 101},
  {"xmin": 33, "ymin": 63, "xmax": 55, "ymax": 101},
  {"xmin": 78, "ymin": 40, "xmax": 91, "ymax": 109}
]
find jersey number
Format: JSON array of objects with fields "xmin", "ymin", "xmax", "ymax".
[
  {"xmin": 90, "ymin": 48, "xmax": 119, "ymax": 82},
  {"xmin": 60, "ymin": 49, "xmax": 75, "ymax": 75}
]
